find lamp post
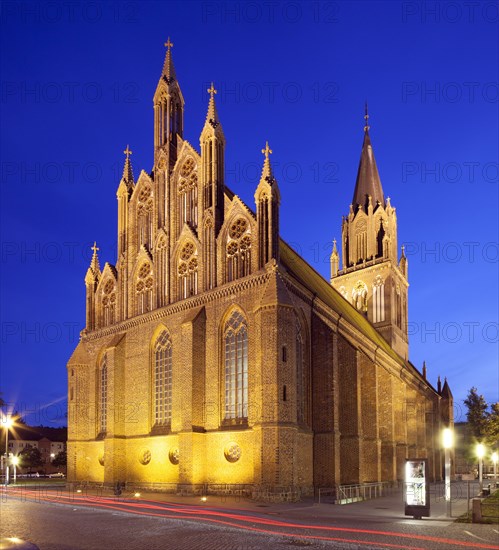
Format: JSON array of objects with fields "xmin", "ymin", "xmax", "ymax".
[
  {"xmin": 12, "ymin": 456, "xmax": 19, "ymax": 484},
  {"xmin": 492, "ymin": 451, "xmax": 498, "ymax": 483},
  {"xmin": 3, "ymin": 417, "xmax": 13, "ymax": 486},
  {"xmin": 477, "ymin": 443, "xmax": 485, "ymax": 494},
  {"xmin": 443, "ymin": 428, "xmax": 453, "ymax": 502}
]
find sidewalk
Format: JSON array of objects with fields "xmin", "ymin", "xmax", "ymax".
[{"xmin": 17, "ymin": 480, "xmax": 480, "ymax": 525}]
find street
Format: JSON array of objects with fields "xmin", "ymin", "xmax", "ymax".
[{"xmin": 1, "ymin": 483, "xmax": 498, "ymax": 550}]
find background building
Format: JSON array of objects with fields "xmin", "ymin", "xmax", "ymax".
[{"xmin": 67, "ymin": 44, "xmax": 453, "ymax": 501}]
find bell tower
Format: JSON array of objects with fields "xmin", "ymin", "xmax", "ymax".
[{"xmin": 330, "ymin": 106, "xmax": 409, "ymax": 359}]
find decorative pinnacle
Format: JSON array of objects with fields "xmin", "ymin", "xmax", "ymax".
[
  {"xmin": 164, "ymin": 37, "xmax": 173, "ymax": 51},
  {"xmin": 206, "ymin": 82, "xmax": 220, "ymax": 129},
  {"xmin": 122, "ymin": 145, "xmax": 134, "ymax": 185},
  {"xmin": 364, "ymin": 102, "xmax": 370, "ymax": 132},
  {"xmin": 89, "ymin": 241, "xmax": 101, "ymax": 274},
  {"xmin": 260, "ymin": 141, "xmax": 275, "ymax": 184}
]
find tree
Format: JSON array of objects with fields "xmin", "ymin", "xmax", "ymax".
[
  {"xmin": 51, "ymin": 450, "xmax": 67, "ymax": 468},
  {"xmin": 464, "ymin": 387, "xmax": 488, "ymax": 439},
  {"xmin": 485, "ymin": 402, "xmax": 499, "ymax": 447},
  {"xmin": 18, "ymin": 446, "xmax": 43, "ymax": 471}
]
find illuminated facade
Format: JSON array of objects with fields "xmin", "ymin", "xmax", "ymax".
[{"xmin": 67, "ymin": 42, "xmax": 453, "ymax": 501}]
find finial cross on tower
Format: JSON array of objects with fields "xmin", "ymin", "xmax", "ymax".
[
  {"xmin": 364, "ymin": 101, "xmax": 370, "ymax": 132},
  {"xmin": 91, "ymin": 242, "xmax": 99, "ymax": 255},
  {"xmin": 164, "ymin": 37, "xmax": 173, "ymax": 51},
  {"xmin": 207, "ymin": 82, "xmax": 217, "ymax": 98},
  {"xmin": 124, "ymin": 145, "xmax": 132, "ymax": 159},
  {"xmin": 262, "ymin": 141, "xmax": 273, "ymax": 160}
]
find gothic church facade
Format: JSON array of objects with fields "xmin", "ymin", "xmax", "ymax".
[{"xmin": 67, "ymin": 43, "xmax": 453, "ymax": 500}]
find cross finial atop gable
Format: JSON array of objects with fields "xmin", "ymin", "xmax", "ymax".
[
  {"xmin": 262, "ymin": 141, "xmax": 273, "ymax": 160},
  {"xmin": 124, "ymin": 145, "xmax": 132, "ymax": 159},
  {"xmin": 164, "ymin": 37, "xmax": 173, "ymax": 51},
  {"xmin": 364, "ymin": 101, "xmax": 370, "ymax": 133},
  {"xmin": 207, "ymin": 82, "xmax": 217, "ymax": 98}
]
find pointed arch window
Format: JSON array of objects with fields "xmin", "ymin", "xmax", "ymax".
[
  {"xmin": 226, "ymin": 217, "xmax": 252, "ymax": 282},
  {"xmin": 153, "ymin": 330, "xmax": 173, "ymax": 427},
  {"xmin": 99, "ymin": 354, "xmax": 108, "ymax": 435},
  {"xmin": 223, "ymin": 310, "xmax": 248, "ymax": 423},
  {"xmin": 396, "ymin": 284, "xmax": 402, "ymax": 328},
  {"xmin": 376, "ymin": 218, "xmax": 385, "ymax": 258},
  {"xmin": 136, "ymin": 262, "xmax": 153, "ymax": 314},
  {"xmin": 352, "ymin": 280, "xmax": 368, "ymax": 313},
  {"xmin": 178, "ymin": 242, "xmax": 198, "ymax": 300}
]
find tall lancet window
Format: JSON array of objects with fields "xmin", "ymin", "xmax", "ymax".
[
  {"xmin": 376, "ymin": 218, "xmax": 385, "ymax": 258},
  {"xmin": 177, "ymin": 242, "xmax": 198, "ymax": 300},
  {"xmin": 137, "ymin": 185, "xmax": 153, "ymax": 249},
  {"xmin": 136, "ymin": 262, "xmax": 153, "ymax": 314},
  {"xmin": 154, "ymin": 330, "xmax": 173, "ymax": 427},
  {"xmin": 99, "ymin": 354, "xmax": 108, "ymax": 434},
  {"xmin": 226, "ymin": 218, "xmax": 251, "ymax": 282},
  {"xmin": 372, "ymin": 275, "xmax": 385, "ymax": 323},
  {"xmin": 223, "ymin": 310, "xmax": 248, "ymax": 423},
  {"xmin": 178, "ymin": 157, "xmax": 198, "ymax": 230}
]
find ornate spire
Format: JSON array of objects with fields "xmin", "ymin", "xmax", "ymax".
[
  {"xmin": 89, "ymin": 241, "xmax": 101, "ymax": 275},
  {"xmin": 206, "ymin": 82, "xmax": 220, "ymax": 128},
  {"xmin": 122, "ymin": 145, "xmax": 134, "ymax": 186},
  {"xmin": 260, "ymin": 141, "xmax": 275, "ymax": 184},
  {"xmin": 161, "ymin": 37, "xmax": 176, "ymax": 83},
  {"xmin": 352, "ymin": 106, "xmax": 384, "ymax": 213}
]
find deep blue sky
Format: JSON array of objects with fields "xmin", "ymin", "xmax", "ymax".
[{"xmin": 1, "ymin": 1, "xmax": 498, "ymax": 427}]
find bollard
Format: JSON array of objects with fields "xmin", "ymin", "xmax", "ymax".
[{"xmin": 471, "ymin": 498, "xmax": 482, "ymax": 523}]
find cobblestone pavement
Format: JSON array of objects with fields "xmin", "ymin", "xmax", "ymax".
[{"xmin": 1, "ymin": 483, "xmax": 498, "ymax": 550}]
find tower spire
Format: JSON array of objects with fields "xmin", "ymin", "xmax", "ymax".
[{"xmin": 352, "ymin": 105, "xmax": 384, "ymax": 212}]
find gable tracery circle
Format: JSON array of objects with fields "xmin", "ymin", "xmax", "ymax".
[{"xmin": 180, "ymin": 157, "xmax": 195, "ymax": 178}]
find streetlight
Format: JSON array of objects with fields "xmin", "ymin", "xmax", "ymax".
[
  {"xmin": 492, "ymin": 451, "xmax": 498, "ymax": 483},
  {"xmin": 443, "ymin": 428, "xmax": 453, "ymax": 502},
  {"xmin": 3, "ymin": 417, "xmax": 13, "ymax": 486},
  {"xmin": 11, "ymin": 456, "xmax": 19, "ymax": 484},
  {"xmin": 477, "ymin": 443, "xmax": 485, "ymax": 494}
]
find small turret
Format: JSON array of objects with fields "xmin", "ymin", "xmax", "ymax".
[
  {"xmin": 330, "ymin": 239, "xmax": 339, "ymax": 280},
  {"xmin": 255, "ymin": 142, "xmax": 280, "ymax": 268}
]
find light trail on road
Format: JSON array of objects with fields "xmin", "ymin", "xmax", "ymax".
[{"xmin": 4, "ymin": 487, "xmax": 498, "ymax": 550}]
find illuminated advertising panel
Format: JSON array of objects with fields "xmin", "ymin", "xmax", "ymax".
[{"xmin": 404, "ymin": 458, "xmax": 430, "ymax": 518}]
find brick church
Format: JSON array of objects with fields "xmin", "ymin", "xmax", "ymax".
[{"xmin": 67, "ymin": 41, "xmax": 453, "ymax": 500}]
